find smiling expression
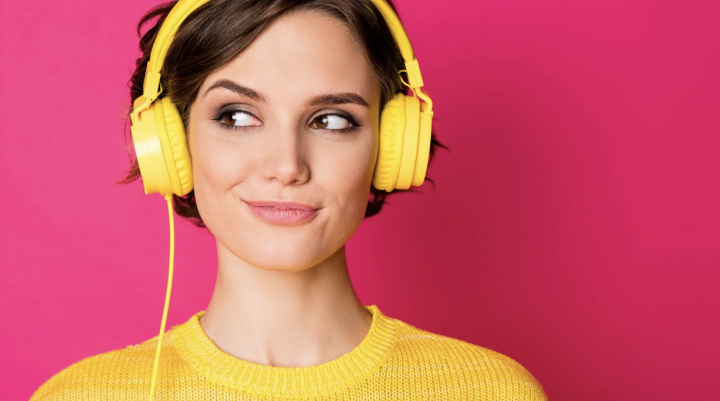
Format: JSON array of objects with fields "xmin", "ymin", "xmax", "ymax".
[{"xmin": 187, "ymin": 9, "xmax": 382, "ymax": 271}]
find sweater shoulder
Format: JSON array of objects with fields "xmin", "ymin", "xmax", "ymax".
[
  {"xmin": 386, "ymin": 318, "xmax": 549, "ymax": 401},
  {"xmin": 29, "ymin": 330, "xmax": 183, "ymax": 401}
]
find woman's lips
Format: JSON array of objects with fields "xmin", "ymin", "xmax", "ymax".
[{"xmin": 243, "ymin": 200, "xmax": 320, "ymax": 225}]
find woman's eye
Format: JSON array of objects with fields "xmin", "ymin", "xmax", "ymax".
[
  {"xmin": 311, "ymin": 114, "xmax": 356, "ymax": 131},
  {"xmin": 215, "ymin": 110, "xmax": 261, "ymax": 129}
]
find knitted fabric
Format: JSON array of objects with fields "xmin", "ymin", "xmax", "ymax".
[{"xmin": 30, "ymin": 305, "xmax": 548, "ymax": 400}]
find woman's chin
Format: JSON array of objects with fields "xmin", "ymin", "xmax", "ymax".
[{"xmin": 239, "ymin": 249, "xmax": 332, "ymax": 272}]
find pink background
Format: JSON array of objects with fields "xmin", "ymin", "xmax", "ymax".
[{"xmin": 2, "ymin": 0, "xmax": 719, "ymax": 400}]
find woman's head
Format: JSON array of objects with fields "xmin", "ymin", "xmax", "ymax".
[{"xmin": 121, "ymin": 0, "xmax": 447, "ymax": 271}]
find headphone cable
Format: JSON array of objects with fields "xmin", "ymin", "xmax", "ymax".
[{"xmin": 148, "ymin": 195, "xmax": 176, "ymax": 401}]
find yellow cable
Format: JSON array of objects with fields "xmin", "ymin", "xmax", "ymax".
[{"xmin": 149, "ymin": 195, "xmax": 175, "ymax": 401}]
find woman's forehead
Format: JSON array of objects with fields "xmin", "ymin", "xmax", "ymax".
[{"xmin": 199, "ymin": 9, "xmax": 379, "ymax": 103}]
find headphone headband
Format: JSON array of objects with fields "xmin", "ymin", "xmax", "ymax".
[{"xmin": 131, "ymin": 0, "xmax": 424, "ymax": 124}]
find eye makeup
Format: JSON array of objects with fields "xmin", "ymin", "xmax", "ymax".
[
  {"xmin": 210, "ymin": 106, "xmax": 261, "ymax": 131},
  {"xmin": 309, "ymin": 112, "xmax": 362, "ymax": 133},
  {"xmin": 210, "ymin": 105, "xmax": 362, "ymax": 134}
]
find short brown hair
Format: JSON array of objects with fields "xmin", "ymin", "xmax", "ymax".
[{"xmin": 119, "ymin": 0, "xmax": 448, "ymax": 228}]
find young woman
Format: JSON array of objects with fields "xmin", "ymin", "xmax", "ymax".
[{"xmin": 31, "ymin": 0, "xmax": 548, "ymax": 400}]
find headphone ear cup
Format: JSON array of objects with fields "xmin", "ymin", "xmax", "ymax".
[
  {"xmin": 373, "ymin": 93, "xmax": 407, "ymax": 192},
  {"xmin": 131, "ymin": 102, "xmax": 172, "ymax": 196},
  {"xmin": 130, "ymin": 97, "xmax": 193, "ymax": 197},
  {"xmin": 159, "ymin": 97, "xmax": 193, "ymax": 196},
  {"xmin": 411, "ymin": 100, "xmax": 433, "ymax": 187},
  {"xmin": 395, "ymin": 95, "xmax": 421, "ymax": 190}
]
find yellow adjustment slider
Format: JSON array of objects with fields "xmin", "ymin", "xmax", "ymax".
[
  {"xmin": 143, "ymin": 65, "xmax": 163, "ymax": 100},
  {"xmin": 404, "ymin": 59, "xmax": 424, "ymax": 88},
  {"xmin": 131, "ymin": 64, "xmax": 163, "ymax": 125},
  {"xmin": 131, "ymin": 95, "xmax": 150, "ymax": 124},
  {"xmin": 416, "ymin": 87, "xmax": 433, "ymax": 112}
]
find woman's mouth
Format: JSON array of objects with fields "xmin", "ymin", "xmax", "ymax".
[{"xmin": 243, "ymin": 200, "xmax": 320, "ymax": 225}]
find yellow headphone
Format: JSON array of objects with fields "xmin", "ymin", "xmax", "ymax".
[
  {"xmin": 128, "ymin": 1, "xmax": 433, "ymax": 400},
  {"xmin": 129, "ymin": 0, "xmax": 434, "ymax": 197}
]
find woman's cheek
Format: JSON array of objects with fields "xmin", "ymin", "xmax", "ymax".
[
  {"xmin": 332, "ymin": 136, "xmax": 376, "ymax": 220},
  {"xmin": 192, "ymin": 137, "xmax": 247, "ymax": 228},
  {"xmin": 202, "ymin": 139, "xmax": 254, "ymax": 189}
]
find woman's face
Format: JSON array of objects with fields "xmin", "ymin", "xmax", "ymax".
[{"xmin": 188, "ymin": 9, "xmax": 381, "ymax": 272}]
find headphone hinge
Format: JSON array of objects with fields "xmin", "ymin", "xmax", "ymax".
[{"xmin": 404, "ymin": 59, "xmax": 424, "ymax": 88}]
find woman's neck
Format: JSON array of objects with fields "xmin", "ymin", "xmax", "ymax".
[{"xmin": 199, "ymin": 241, "xmax": 372, "ymax": 368}]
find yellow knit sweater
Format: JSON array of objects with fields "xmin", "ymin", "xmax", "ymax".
[{"xmin": 30, "ymin": 305, "xmax": 548, "ymax": 400}]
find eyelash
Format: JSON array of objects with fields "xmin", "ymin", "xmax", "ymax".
[{"xmin": 210, "ymin": 109, "xmax": 362, "ymax": 133}]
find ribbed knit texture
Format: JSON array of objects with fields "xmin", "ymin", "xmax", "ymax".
[{"xmin": 30, "ymin": 305, "xmax": 548, "ymax": 400}]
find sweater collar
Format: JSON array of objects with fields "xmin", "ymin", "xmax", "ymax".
[{"xmin": 172, "ymin": 304, "xmax": 397, "ymax": 397}]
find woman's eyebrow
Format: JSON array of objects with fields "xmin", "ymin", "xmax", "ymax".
[
  {"xmin": 307, "ymin": 93, "xmax": 369, "ymax": 108},
  {"xmin": 202, "ymin": 79, "xmax": 267, "ymax": 102},
  {"xmin": 202, "ymin": 79, "xmax": 368, "ymax": 108}
]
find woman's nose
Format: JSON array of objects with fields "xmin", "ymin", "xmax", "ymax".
[{"xmin": 261, "ymin": 125, "xmax": 311, "ymax": 187}]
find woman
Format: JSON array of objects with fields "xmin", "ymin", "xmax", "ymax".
[{"xmin": 31, "ymin": 0, "xmax": 548, "ymax": 400}]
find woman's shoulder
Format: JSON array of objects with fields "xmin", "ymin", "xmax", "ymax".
[
  {"xmin": 29, "ymin": 331, "xmax": 176, "ymax": 401},
  {"xmin": 386, "ymin": 316, "xmax": 549, "ymax": 400}
]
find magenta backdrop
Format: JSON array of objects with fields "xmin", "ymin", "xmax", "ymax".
[{"xmin": 2, "ymin": 0, "xmax": 719, "ymax": 400}]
